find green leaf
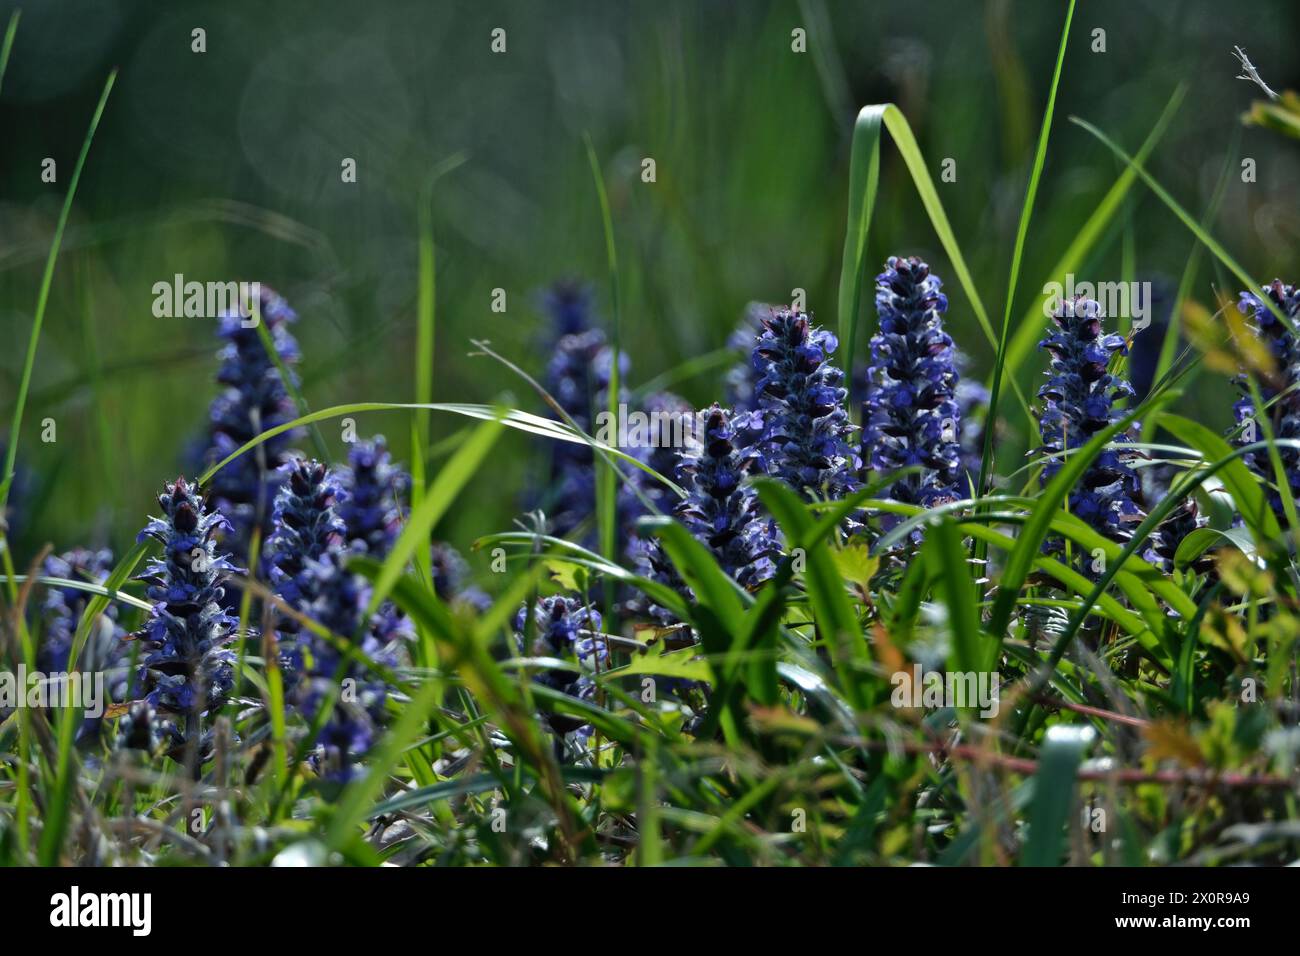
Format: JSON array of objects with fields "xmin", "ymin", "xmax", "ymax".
[
  {"xmin": 2, "ymin": 69, "xmax": 116, "ymax": 518},
  {"xmin": 755, "ymin": 480, "xmax": 869, "ymax": 703},
  {"xmin": 1001, "ymin": 83, "xmax": 1186, "ymax": 386},
  {"xmin": 924, "ymin": 516, "xmax": 985, "ymax": 674},
  {"xmin": 834, "ymin": 103, "xmax": 1035, "ymax": 433},
  {"xmin": 980, "ymin": 0, "xmax": 1076, "ymax": 492},
  {"xmin": 643, "ymin": 517, "xmax": 753, "ymax": 742},
  {"xmin": 1173, "ymin": 527, "xmax": 1227, "ymax": 569},
  {"xmin": 1159, "ymin": 412, "xmax": 1279, "ymax": 543},
  {"xmin": 1021, "ymin": 724, "xmax": 1094, "ymax": 867},
  {"xmin": 987, "ymin": 395, "xmax": 1170, "ymax": 645},
  {"xmin": 1070, "ymin": 114, "xmax": 1294, "ymax": 339},
  {"xmin": 365, "ymin": 416, "xmax": 503, "ymax": 621},
  {"xmin": 830, "ymin": 539, "xmax": 879, "ymax": 595},
  {"xmin": 866, "ymin": 498, "xmax": 1154, "ymax": 643}
]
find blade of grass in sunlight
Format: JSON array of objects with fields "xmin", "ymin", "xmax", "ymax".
[
  {"xmin": 0, "ymin": 574, "xmax": 152, "ymax": 612},
  {"xmin": 2, "ymin": 70, "xmax": 116, "ymax": 520},
  {"xmin": 0, "ymin": 10, "xmax": 19, "ymax": 97},
  {"xmin": 198, "ymin": 401, "xmax": 677, "ymax": 493},
  {"xmin": 755, "ymin": 480, "xmax": 870, "ymax": 705},
  {"xmin": 1159, "ymin": 413, "xmax": 1280, "ymax": 543},
  {"xmin": 834, "ymin": 103, "xmax": 1036, "ymax": 434},
  {"xmin": 986, "ymin": 392, "xmax": 1173, "ymax": 645},
  {"xmin": 408, "ymin": 153, "xmax": 467, "ymax": 658},
  {"xmin": 1021, "ymin": 724, "xmax": 1094, "ymax": 866},
  {"xmin": 347, "ymin": 564, "xmax": 594, "ymax": 859},
  {"xmin": 978, "ymin": 0, "xmax": 1075, "ymax": 494},
  {"xmin": 644, "ymin": 516, "xmax": 749, "ymax": 745},
  {"xmin": 363, "ymin": 417, "xmax": 503, "ymax": 623},
  {"xmin": 584, "ymin": 134, "xmax": 622, "ymax": 617},
  {"xmin": 1002, "ymin": 89, "xmax": 1188, "ymax": 389},
  {"xmin": 1070, "ymin": 115, "xmax": 1296, "ymax": 338},
  {"xmin": 1024, "ymin": 437, "xmax": 1300, "ymax": 726},
  {"xmin": 1141, "ymin": 123, "xmax": 1235, "ymax": 445}
]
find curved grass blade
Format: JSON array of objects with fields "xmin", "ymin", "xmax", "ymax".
[
  {"xmin": 642, "ymin": 516, "xmax": 749, "ymax": 743},
  {"xmin": 0, "ymin": 575, "xmax": 151, "ymax": 612},
  {"xmin": 1141, "ymin": 118, "xmax": 1234, "ymax": 445},
  {"xmin": 197, "ymin": 401, "xmax": 679, "ymax": 495},
  {"xmin": 364, "ymin": 417, "xmax": 503, "ymax": 622},
  {"xmin": 479, "ymin": 530, "xmax": 691, "ymax": 621},
  {"xmin": 868, "ymin": 499, "xmax": 1158, "ymax": 648},
  {"xmin": 1158, "ymin": 412, "xmax": 1279, "ymax": 542},
  {"xmin": 1017, "ymin": 437, "xmax": 1300, "ymax": 731},
  {"xmin": 834, "ymin": 103, "xmax": 1035, "ymax": 433},
  {"xmin": 345, "ymin": 566, "xmax": 594, "ymax": 858}
]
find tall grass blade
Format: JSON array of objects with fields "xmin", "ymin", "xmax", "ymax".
[
  {"xmin": 979, "ymin": 0, "xmax": 1075, "ymax": 493},
  {"xmin": 584, "ymin": 135, "xmax": 622, "ymax": 616},
  {"xmin": 1001, "ymin": 84, "xmax": 1186, "ymax": 387},
  {"xmin": 1069, "ymin": 116, "xmax": 1294, "ymax": 337},
  {"xmin": 2, "ymin": 70, "xmax": 116, "ymax": 515}
]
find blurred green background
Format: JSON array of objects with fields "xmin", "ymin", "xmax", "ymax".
[{"xmin": 1, "ymin": 0, "xmax": 1297, "ymax": 569}]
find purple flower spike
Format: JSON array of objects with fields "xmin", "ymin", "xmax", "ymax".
[
  {"xmin": 751, "ymin": 306, "xmax": 859, "ymax": 499},
  {"xmin": 1232, "ymin": 280, "xmax": 1300, "ymax": 527},
  {"xmin": 1036, "ymin": 296, "xmax": 1144, "ymax": 567},
  {"xmin": 134, "ymin": 478, "xmax": 240, "ymax": 751},
  {"xmin": 863, "ymin": 256, "xmax": 965, "ymax": 510},
  {"xmin": 203, "ymin": 286, "xmax": 304, "ymax": 561}
]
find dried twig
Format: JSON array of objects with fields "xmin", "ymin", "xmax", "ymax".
[{"xmin": 1232, "ymin": 45, "xmax": 1279, "ymax": 101}]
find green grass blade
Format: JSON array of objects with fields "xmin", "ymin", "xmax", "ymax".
[
  {"xmin": 835, "ymin": 103, "xmax": 1035, "ymax": 432},
  {"xmin": 837, "ymin": 105, "xmax": 883, "ymax": 372},
  {"xmin": 197, "ymin": 401, "xmax": 674, "ymax": 492},
  {"xmin": 1141, "ymin": 113, "xmax": 1231, "ymax": 446},
  {"xmin": 1021, "ymin": 724, "xmax": 1094, "ymax": 866},
  {"xmin": 1069, "ymin": 115, "xmax": 1294, "ymax": 337},
  {"xmin": 643, "ymin": 516, "xmax": 749, "ymax": 744},
  {"xmin": 1001, "ymin": 83, "xmax": 1186, "ymax": 390},
  {"xmin": 1, "ymin": 70, "xmax": 116, "ymax": 516},
  {"xmin": 986, "ymin": 393, "xmax": 1172, "ymax": 643},
  {"xmin": 584, "ymin": 135, "xmax": 622, "ymax": 616},
  {"xmin": 1030, "ymin": 437, "xmax": 1300, "ymax": 707},
  {"xmin": 364, "ymin": 417, "xmax": 503, "ymax": 621},
  {"xmin": 0, "ymin": 11, "xmax": 19, "ymax": 96},
  {"xmin": 979, "ymin": 0, "xmax": 1075, "ymax": 493},
  {"xmin": 755, "ymin": 480, "xmax": 869, "ymax": 703},
  {"xmin": 0, "ymin": 574, "xmax": 151, "ymax": 612},
  {"xmin": 924, "ymin": 516, "xmax": 985, "ymax": 674},
  {"xmin": 1158, "ymin": 413, "xmax": 1279, "ymax": 542}
]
